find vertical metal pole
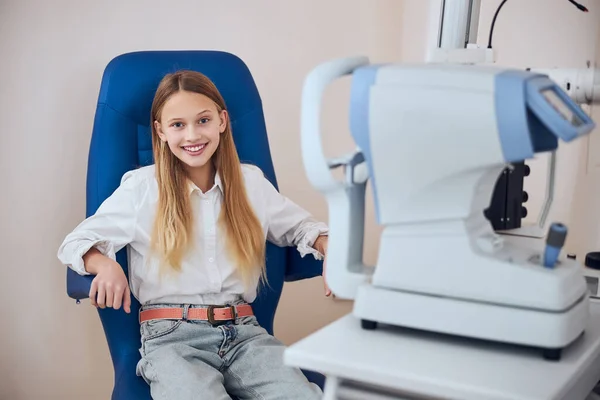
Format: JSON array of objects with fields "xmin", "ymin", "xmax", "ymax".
[
  {"xmin": 439, "ymin": 0, "xmax": 471, "ymax": 49},
  {"xmin": 466, "ymin": 0, "xmax": 482, "ymax": 45},
  {"xmin": 537, "ymin": 152, "xmax": 556, "ymax": 229},
  {"xmin": 426, "ymin": 0, "xmax": 445, "ymax": 61},
  {"xmin": 427, "ymin": 0, "xmax": 482, "ymax": 60}
]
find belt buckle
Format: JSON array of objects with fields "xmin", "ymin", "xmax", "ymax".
[{"xmin": 206, "ymin": 305, "xmax": 236, "ymax": 326}]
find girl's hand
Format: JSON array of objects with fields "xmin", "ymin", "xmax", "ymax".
[
  {"xmin": 313, "ymin": 236, "xmax": 331, "ymax": 296},
  {"xmin": 83, "ymin": 248, "xmax": 131, "ymax": 313}
]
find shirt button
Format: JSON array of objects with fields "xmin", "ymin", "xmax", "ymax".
[{"xmin": 208, "ymin": 257, "xmax": 214, "ymax": 263}]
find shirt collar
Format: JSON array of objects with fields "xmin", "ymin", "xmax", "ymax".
[{"xmin": 187, "ymin": 171, "xmax": 223, "ymax": 195}]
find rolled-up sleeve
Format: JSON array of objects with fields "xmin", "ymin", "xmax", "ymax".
[
  {"xmin": 57, "ymin": 170, "xmax": 141, "ymax": 275},
  {"xmin": 262, "ymin": 175, "xmax": 329, "ymax": 260}
]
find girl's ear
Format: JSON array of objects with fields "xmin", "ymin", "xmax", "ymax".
[
  {"xmin": 219, "ymin": 110, "xmax": 228, "ymax": 134},
  {"xmin": 154, "ymin": 120, "xmax": 167, "ymax": 142}
]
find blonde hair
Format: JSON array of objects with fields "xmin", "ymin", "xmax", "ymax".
[{"xmin": 149, "ymin": 70, "xmax": 266, "ymax": 286}]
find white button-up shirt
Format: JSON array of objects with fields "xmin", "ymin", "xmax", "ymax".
[{"xmin": 57, "ymin": 164, "xmax": 328, "ymax": 305}]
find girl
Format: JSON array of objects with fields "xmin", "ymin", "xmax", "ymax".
[{"xmin": 58, "ymin": 70, "xmax": 329, "ymax": 399}]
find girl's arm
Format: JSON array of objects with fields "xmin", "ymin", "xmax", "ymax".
[
  {"xmin": 261, "ymin": 175, "xmax": 329, "ymax": 259},
  {"xmin": 57, "ymin": 170, "xmax": 141, "ymax": 276}
]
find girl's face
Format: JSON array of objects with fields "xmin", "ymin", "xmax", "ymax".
[{"xmin": 155, "ymin": 90, "xmax": 227, "ymax": 172}]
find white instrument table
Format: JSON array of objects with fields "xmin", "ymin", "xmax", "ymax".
[{"xmin": 285, "ymin": 303, "xmax": 600, "ymax": 400}]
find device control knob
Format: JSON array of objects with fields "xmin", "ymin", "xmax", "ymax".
[{"xmin": 585, "ymin": 252, "xmax": 600, "ymax": 270}]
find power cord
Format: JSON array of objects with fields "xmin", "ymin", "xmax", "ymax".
[
  {"xmin": 487, "ymin": 0, "xmax": 508, "ymax": 49},
  {"xmin": 568, "ymin": 0, "xmax": 589, "ymax": 12},
  {"xmin": 487, "ymin": 0, "xmax": 589, "ymax": 49}
]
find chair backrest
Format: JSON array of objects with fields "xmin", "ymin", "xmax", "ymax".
[{"xmin": 66, "ymin": 50, "xmax": 296, "ymax": 398}]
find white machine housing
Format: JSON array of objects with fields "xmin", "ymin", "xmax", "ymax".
[{"xmin": 301, "ymin": 58, "xmax": 596, "ymax": 352}]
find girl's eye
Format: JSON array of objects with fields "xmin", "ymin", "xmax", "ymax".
[
  {"xmin": 171, "ymin": 122, "xmax": 184, "ymax": 128},
  {"xmin": 199, "ymin": 118, "xmax": 210, "ymax": 124}
]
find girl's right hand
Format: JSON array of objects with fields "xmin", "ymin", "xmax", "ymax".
[{"xmin": 83, "ymin": 248, "xmax": 132, "ymax": 313}]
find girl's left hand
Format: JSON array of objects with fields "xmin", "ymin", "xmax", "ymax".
[{"xmin": 313, "ymin": 236, "xmax": 331, "ymax": 296}]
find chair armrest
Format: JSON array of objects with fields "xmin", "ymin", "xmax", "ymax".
[
  {"xmin": 284, "ymin": 247, "xmax": 323, "ymax": 282},
  {"xmin": 66, "ymin": 250, "xmax": 129, "ymax": 300},
  {"xmin": 66, "ymin": 268, "xmax": 93, "ymax": 300}
]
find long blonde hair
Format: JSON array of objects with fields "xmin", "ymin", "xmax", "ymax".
[{"xmin": 149, "ymin": 70, "xmax": 266, "ymax": 286}]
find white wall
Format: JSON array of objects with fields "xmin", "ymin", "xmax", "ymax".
[{"xmin": 0, "ymin": 1, "xmax": 402, "ymax": 399}]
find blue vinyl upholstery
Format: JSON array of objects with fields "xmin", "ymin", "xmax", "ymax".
[{"xmin": 66, "ymin": 50, "xmax": 324, "ymax": 399}]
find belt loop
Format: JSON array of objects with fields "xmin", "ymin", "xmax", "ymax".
[{"xmin": 182, "ymin": 304, "xmax": 190, "ymax": 321}]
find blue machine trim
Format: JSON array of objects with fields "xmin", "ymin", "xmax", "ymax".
[
  {"xmin": 525, "ymin": 107, "xmax": 558, "ymax": 153},
  {"xmin": 349, "ymin": 65, "xmax": 384, "ymax": 222},
  {"xmin": 494, "ymin": 70, "xmax": 596, "ymax": 161},
  {"xmin": 526, "ymin": 76, "xmax": 596, "ymax": 141},
  {"xmin": 494, "ymin": 71, "xmax": 535, "ymax": 162}
]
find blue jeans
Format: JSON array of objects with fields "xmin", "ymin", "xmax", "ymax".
[{"xmin": 136, "ymin": 304, "xmax": 322, "ymax": 399}]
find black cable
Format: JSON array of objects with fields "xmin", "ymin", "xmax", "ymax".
[
  {"xmin": 487, "ymin": 0, "xmax": 508, "ymax": 49},
  {"xmin": 568, "ymin": 0, "xmax": 589, "ymax": 12},
  {"xmin": 487, "ymin": 0, "xmax": 589, "ymax": 49}
]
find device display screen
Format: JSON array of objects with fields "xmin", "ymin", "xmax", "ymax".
[{"xmin": 542, "ymin": 89, "xmax": 585, "ymax": 127}]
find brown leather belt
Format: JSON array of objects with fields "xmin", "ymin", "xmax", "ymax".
[{"xmin": 139, "ymin": 304, "xmax": 253, "ymax": 325}]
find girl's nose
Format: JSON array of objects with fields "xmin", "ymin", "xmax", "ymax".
[{"xmin": 185, "ymin": 125, "xmax": 201, "ymax": 140}]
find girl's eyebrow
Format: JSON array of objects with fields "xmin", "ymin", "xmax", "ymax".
[{"xmin": 167, "ymin": 110, "xmax": 211, "ymax": 123}]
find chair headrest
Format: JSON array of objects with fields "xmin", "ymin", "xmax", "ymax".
[{"xmin": 99, "ymin": 50, "xmax": 263, "ymax": 127}]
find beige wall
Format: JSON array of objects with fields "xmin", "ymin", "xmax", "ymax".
[
  {"xmin": 569, "ymin": 16, "xmax": 600, "ymax": 258},
  {"xmin": 0, "ymin": 1, "xmax": 402, "ymax": 399},
  {"xmin": 1, "ymin": 0, "xmax": 599, "ymax": 399}
]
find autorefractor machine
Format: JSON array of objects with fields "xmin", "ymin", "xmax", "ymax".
[{"xmin": 300, "ymin": 59, "xmax": 597, "ymax": 360}]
